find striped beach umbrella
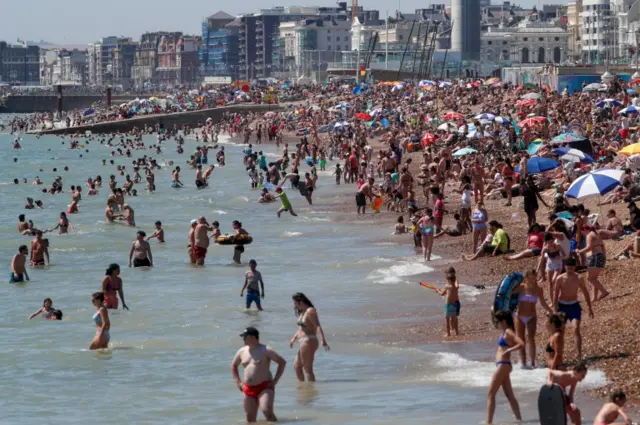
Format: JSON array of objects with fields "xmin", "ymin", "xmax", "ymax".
[{"xmin": 566, "ymin": 169, "xmax": 624, "ymax": 199}]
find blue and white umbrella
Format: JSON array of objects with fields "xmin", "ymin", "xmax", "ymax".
[
  {"xmin": 493, "ymin": 116, "xmax": 511, "ymax": 125},
  {"xmin": 566, "ymin": 169, "xmax": 624, "ymax": 199},
  {"xmin": 439, "ymin": 81, "xmax": 453, "ymax": 88},
  {"xmin": 595, "ymin": 98, "xmax": 622, "ymax": 108},
  {"xmin": 553, "ymin": 147, "xmax": 594, "ymax": 164},
  {"xmin": 418, "ymin": 80, "xmax": 436, "ymax": 87},
  {"xmin": 618, "ymin": 105, "xmax": 640, "ymax": 115},
  {"xmin": 475, "ymin": 113, "xmax": 496, "ymax": 120},
  {"xmin": 515, "ymin": 157, "xmax": 560, "ymax": 174}
]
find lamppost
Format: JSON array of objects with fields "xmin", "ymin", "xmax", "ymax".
[{"xmin": 633, "ymin": 28, "xmax": 640, "ymax": 80}]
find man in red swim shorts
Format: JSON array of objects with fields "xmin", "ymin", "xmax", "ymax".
[
  {"xmin": 193, "ymin": 216, "xmax": 212, "ymax": 266},
  {"xmin": 231, "ymin": 327, "xmax": 286, "ymax": 423}
]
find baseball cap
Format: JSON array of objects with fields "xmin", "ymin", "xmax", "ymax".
[{"xmin": 240, "ymin": 327, "xmax": 260, "ymax": 338}]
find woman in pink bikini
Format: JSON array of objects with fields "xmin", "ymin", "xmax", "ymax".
[
  {"xmin": 101, "ymin": 263, "xmax": 128, "ymax": 310},
  {"xmin": 513, "ymin": 269, "xmax": 552, "ymax": 368}
]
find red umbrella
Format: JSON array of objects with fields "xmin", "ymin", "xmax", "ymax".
[
  {"xmin": 516, "ymin": 99, "xmax": 537, "ymax": 108},
  {"xmin": 443, "ymin": 112, "xmax": 465, "ymax": 120},
  {"xmin": 421, "ymin": 132, "xmax": 436, "ymax": 147},
  {"xmin": 631, "ymin": 78, "xmax": 640, "ymax": 85},
  {"xmin": 518, "ymin": 116, "xmax": 546, "ymax": 127},
  {"xmin": 355, "ymin": 112, "xmax": 373, "ymax": 120}
]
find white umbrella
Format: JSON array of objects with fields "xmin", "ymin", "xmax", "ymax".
[
  {"xmin": 437, "ymin": 122, "xmax": 455, "ymax": 132},
  {"xmin": 583, "ymin": 83, "xmax": 606, "ymax": 92},
  {"xmin": 522, "ymin": 92, "xmax": 542, "ymax": 100}
]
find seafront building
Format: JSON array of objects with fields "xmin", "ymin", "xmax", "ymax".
[
  {"xmin": 88, "ymin": 36, "xmax": 117, "ymax": 86},
  {"xmin": 112, "ymin": 38, "xmax": 138, "ymax": 88},
  {"xmin": 200, "ymin": 11, "xmax": 240, "ymax": 80},
  {"xmin": 0, "ymin": 41, "xmax": 40, "ymax": 85}
]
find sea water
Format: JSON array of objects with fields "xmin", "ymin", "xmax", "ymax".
[{"xmin": 0, "ymin": 126, "xmax": 608, "ymax": 424}]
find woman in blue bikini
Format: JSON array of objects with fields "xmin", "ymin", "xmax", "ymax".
[
  {"xmin": 89, "ymin": 292, "xmax": 111, "ymax": 350},
  {"xmin": 487, "ymin": 310, "xmax": 523, "ymax": 425},
  {"xmin": 471, "ymin": 201, "xmax": 488, "ymax": 252},
  {"xmin": 417, "ymin": 208, "xmax": 435, "ymax": 261}
]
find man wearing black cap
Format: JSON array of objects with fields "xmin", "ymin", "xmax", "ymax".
[{"xmin": 231, "ymin": 327, "xmax": 286, "ymax": 423}]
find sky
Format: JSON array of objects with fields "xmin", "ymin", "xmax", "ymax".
[{"xmin": 1, "ymin": 0, "xmax": 546, "ymax": 44}]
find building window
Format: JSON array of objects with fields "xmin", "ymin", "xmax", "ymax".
[
  {"xmin": 503, "ymin": 41, "xmax": 508, "ymax": 45},
  {"xmin": 488, "ymin": 41, "xmax": 493, "ymax": 45},
  {"xmin": 538, "ymin": 37, "xmax": 544, "ymax": 41},
  {"xmin": 328, "ymin": 36, "xmax": 331, "ymax": 41},
  {"xmin": 523, "ymin": 37, "xmax": 528, "ymax": 41},
  {"xmin": 337, "ymin": 36, "xmax": 340, "ymax": 41},
  {"xmin": 555, "ymin": 37, "xmax": 560, "ymax": 41}
]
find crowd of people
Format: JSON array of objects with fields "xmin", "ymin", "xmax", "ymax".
[{"xmin": 7, "ymin": 74, "xmax": 640, "ymax": 423}]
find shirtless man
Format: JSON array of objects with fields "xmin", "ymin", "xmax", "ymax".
[
  {"xmin": 553, "ymin": 257, "xmax": 594, "ymax": 360},
  {"xmin": 187, "ymin": 219, "xmax": 197, "ymax": 264},
  {"xmin": 17, "ymin": 214, "xmax": 29, "ymax": 233},
  {"xmin": 593, "ymin": 390, "xmax": 632, "ymax": 425},
  {"xmin": 105, "ymin": 202, "xmax": 119, "ymax": 223},
  {"xmin": 231, "ymin": 327, "xmax": 286, "ymax": 423},
  {"xmin": 119, "ymin": 204, "xmax": 135, "ymax": 226},
  {"xmin": 195, "ymin": 165, "xmax": 207, "ymax": 189},
  {"xmin": 193, "ymin": 216, "xmax": 212, "ymax": 266},
  {"xmin": 356, "ymin": 177, "xmax": 377, "ymax": 215},
  {"xmin": 172, "ymin": 166, "xmax": 184, "ymax": 188},
  {"xmin": 30, "ymin": 231, "xmax": 49, "ymax": 267},
  {"xmin": 547, "ymin": 362, "xmax": 588, "ymax": 425},
  {"xmin": 146, "ymin": 221, "xmax": 165, "ymax": 243},
  {"xmin": 128, "ymin": 231, "xmax": 153, "ymax": 268},
  {"xmin": 10, "ymin": 245, "xmax": 29, "ymax": 283}
]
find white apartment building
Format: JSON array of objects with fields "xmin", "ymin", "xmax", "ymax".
[
  {"xmin": 88, "ymin": 36, "xmax": 117, "ymax": 86},
  {"xmin": 580, "ymin": 0, "xmax": 614, "ymax": 63}
]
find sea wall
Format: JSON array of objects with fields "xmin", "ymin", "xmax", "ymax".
[
  {"xmin": 2, "ymin": 95, "xmax": 139, "ymax": 113},
  {"xmin": 34, "ymin": 104, "xmax": 282, "ymax": 135}
]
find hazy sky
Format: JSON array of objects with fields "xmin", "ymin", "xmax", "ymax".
[{"xmin": 1, "ymin": 0, "xmax": 544, "ymax": 44}]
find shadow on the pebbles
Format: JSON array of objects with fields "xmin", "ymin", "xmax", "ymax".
[
  {"xmin": 606, "ymin": 291, "xmax": 632, "ymax": 301},
  {"xmin": 563, "ymin": 352, "xmax": 629, "ymax": 369}
]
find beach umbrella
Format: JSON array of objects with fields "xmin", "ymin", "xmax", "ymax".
[
  {"xmin": 627, "ymin": 89, "xmax": 637, "ymax": 95},
  {"xmin": 453, "ymin": 147, "xmax": 477, "ymax": 157},
  {"xmin": 437, "ymin": 122, "xmax": 456, "ymax": 132},
  {"xmin": 443, "ymin": 112, "xmax": 465, "ymax": 120},
  {"xmin": 458, "ymin": 123, "xmax": 477, "ymax": 134},
  {"xmin": 618, "ymin": 143, "xmax": 640, "ymax": 155},
  {"xmin": 595, "ymin": 98, "xmax": 622, "ymax": 108},
  {"xmin": 631, "ymin": 78, "xmax": 640, "ymax": 85},
  {"xmin": 264, "ymin": 111, "xmax": 277, "ymax": 118},
  {"xmin": 418, "ymin": 80, "xmax": 435, "ymax": 87},
  {"xmin": 583, "ymin": 83, "xmax": 606, "ymax": 92},
  {"xmin": 527, "ymin": 141, "xmax": 544, "ymax": 155},
  {"xmin": 554, "ymin": 147, "xmax": 594, "ymax": 164},
  {"xmin": 475, "ymin": 113, "xmax": 496, "ymax": 120},
  {"xmin": 618, "ymin": 105, "xmax": 640, "ymax": 115},
  {"xmin": 439, "ymin": 81, "xmax": 453, "ymax": 88},
  {"xmin": 551, "ymin": 132, "xmax": 586, "ymax": 144},
  {"xmin": 355, "ymin": 112, "xmax": 373, "ymax": 120},
  {"xmin": 566, "ymin": 169, "xmax": 624, "ymax": 199},
  {"xmin": 484, "ymin": 77, "xmax": 500, "ymax": 86},
  {"xmin": 515, "ymin": 98, "xmax": 537, "ymax": 108},
  {"xmin": 83, "ymin": 108, "xmax": 95, "ymax": 116},
  {"xmin": 334, "ymin": 121, "xmax": 349, "ymax": 130},
  {"xmin": 494, "ymin": 116, "xmax": 511, "ymax": 125},
  {"xmin": 518, "ymin": 116, "xmax": 546, "ymax": 127},
  {"xmin": 517, "ymin": 157, "xmax": 560, "ymax": 174},
  {"xmin": 521, "ymin": 92, "xmax": 542, "ymax": 100},
  {"xmin": 391, "ymin": 84, "xmax": 405, "ymax": 92},
  {"xmin": 421, "ymin": 132, "xmax": 436, "ymax": 145}
]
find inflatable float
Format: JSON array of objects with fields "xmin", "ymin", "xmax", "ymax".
[
  {"xmin": 216, "ymin": 234, "xmax": 253, "ymax": 245},
  {"xmin": 370, "ymin": 195, "xmax": 383, "ymax": 213},
  {"xmin": 493, "ymin": 271, "xmax": 523, "ymax": 313},
  {"xmin": 305, "ymin": 156, "xmax": 318, "ymax": 166}
]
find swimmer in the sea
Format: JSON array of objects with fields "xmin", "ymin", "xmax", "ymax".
[
  {"xmin": 10, "ymin": 245, "xmax": 29, "ymax": 283},
  {"xmin": 118, "ymin": 204, "xmax": 135, "ymax": 226},
  {"xmin": 48, "ymin": 212, "xmax": 70, "ymax": 234},
  {"xmin": 274, "ymin": 187, "xmax": 297, "ymax": 218},
  {"xmin": 129, "ymin": 231, "xmax": 153, "ymax": 268},
  {"xmin": 89, "ymin": 292, "xmax": 110, "ymax": 350},
  {"xmin": 28, "ymin": 298, "xmax": 55, "ymax": 319},
  {"xmin": 30, "ymin": 231, "xmax": 49, "ymax": 267},
  {"xmin": 147, "ymin": 221, "xmax": 165, "ymax": 243}
]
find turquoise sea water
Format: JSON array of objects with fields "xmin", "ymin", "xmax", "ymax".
[{"xmin": 0, "ymin": 124, "xmax": 608, "ymax": 424}]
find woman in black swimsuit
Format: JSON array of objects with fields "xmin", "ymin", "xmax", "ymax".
[{"xmin": 546, "ymin": 313, "xmax": 565, "ymax": 370}]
